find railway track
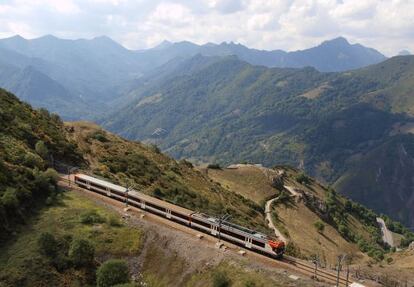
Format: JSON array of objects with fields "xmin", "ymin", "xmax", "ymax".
[
  {"xmin": 58, "ymin": 176, "xmax": 366, "ymax": 287},
  {"xmin": 282, "ymin": 255, "xmax": 351, "ymax": 286}
]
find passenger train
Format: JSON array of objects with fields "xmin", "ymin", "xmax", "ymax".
[{"xmin": 74, "ymin": 173, "xmax": 285, "ymax": 258}]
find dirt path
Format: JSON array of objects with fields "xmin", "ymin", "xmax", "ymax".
[
  {"xmin": 284, "ymin": 185, "xmax": 300, "ymax": 197},
  {"xmin": 265, "ymin": 196, "xmax": 287, "ymax": 243},
  {"xmin": 376, "ymin": 217, "xmax": 395, "ymax": 247}
]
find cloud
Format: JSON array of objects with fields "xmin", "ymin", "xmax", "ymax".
[{"xmin": 0, "ymin": 0, "xmax": 413, "ymax": 55}]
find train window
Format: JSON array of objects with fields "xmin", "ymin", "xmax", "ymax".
[
  {"xmin": 75, "ymin": 178, "xmax": 87, "ymax": 184},
  {"xmin": 220, "ymin": 227, "xmax": 245, "ymax": 241},
  {"xmin": 191, "ymin": 217, "xmax": 211, "ymax": 228},
  {"xmin": 145, "ymin": 201, "xmax": 164, "ymax": 211},
  {"xmin": 110, "ymin": 189, "xmax": 125, "ymax": 197},
  {"xmin": 171, "ymin": 210, "xmax": 188, "ymax": 220},
  {"xmin": 252, "ymin": 239, "xmax": 265, "ymax": 248}
]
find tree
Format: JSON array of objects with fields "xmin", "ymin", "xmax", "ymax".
[
  {"xmin": 96, "ymin": 259, "xmax": 130, "ymax": 287},
  {"xmin": 314, "ymin": 220, "xmax": 325, "ymax": 233},
  {"xmin": 35, "ymin": 140, "xmax": 49, "ymax": 159},
  {"xmin": 69, "ymin": 239, "xmax": 95, "ymax": 267},
  {"xmin": 1, "ymin": 188, "xmax": 19, "ymax": 210},
  {"xmin": 38, "ymin": 232, "xmax": 58, "ymax": 257}
]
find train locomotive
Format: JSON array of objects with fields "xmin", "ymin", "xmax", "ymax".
[{"xmin": 74, "ymin": 173, "xmax": 285, "ymax": 258}]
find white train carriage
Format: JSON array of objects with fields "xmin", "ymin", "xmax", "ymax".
[{"xmin": 74, "ymin": 173, "xmax": 285, "ymax": 258}]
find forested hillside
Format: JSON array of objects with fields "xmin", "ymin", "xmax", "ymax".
[
  {"xmin": 0, "ymin": 35, "xmax": 386, "ymax": 120},
  {"xmin": 0, "ymin": 89, "xmax": 83, "ymax": 241},
  {"xmin": 100, "ymin": 55, "xmax": 414, "ymax": 228}
]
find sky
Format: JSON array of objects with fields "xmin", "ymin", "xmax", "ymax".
[{"xmin": 0, "ymin": 0, "xmax": 413, "ymax": 56}]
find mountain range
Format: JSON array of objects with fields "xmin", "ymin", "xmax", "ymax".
[
  {"xmin": 1, "ymin": 34, "xmax": 413, "ymax": 228},
  {"xmin": 99, "ymin": 54, "xmax": 414, "ymax": 229},
  {"xmin": 0, "ymin": 35, "xmax": 386, "ymax": 119}
]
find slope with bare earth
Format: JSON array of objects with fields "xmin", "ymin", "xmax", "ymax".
[{"xmin": 206, "ymin": 164, "xmax": 392, "ymax": 265}]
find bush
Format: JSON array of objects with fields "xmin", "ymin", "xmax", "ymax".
[
  {"xmin": 35, "ymin": 140, "xmax": 49, "ymax": 159},
  {"xmin": 207, "ymin": 163, "xmax": 221, "ymax": 170},
  {"xmin": 38, "ymin": 232, "xmax": 58, "ymax": 258},
  {"xmin": 150, "ymin": 144, "xmax": 161, "ymax": 154},
  {"xmin": 1, "ymin": 188, "xmax": 19, "ymax": 210},
  {"xmin": 295, "ymin": 172, "xmax": 310, "ymax": 185},
  {"xmin": 108, "ymin": 215, "xmax": 122, "ymax": 227},
  {"xmin": 314, "ymin": 220, "xmax": 325, "ymax": 233},
  {"xmin": 212, "ymin": 271, "xmax": 230, "ymax": 287},
  {"xmin": 96, "ymin": 259, "xmax": 130, "ymax": 287},
  {"xmin": 285, "ymin": 242, "xmax": 301, "ymax": 257},
  {"xmin": 91, "ymin": 131, "xmax": 109, "ymax": 142},
  {"xmin": 80, "ymin": 210, "xmax": 105, "ymax": 225},
  {"xmin": 23, "ymin": 152, "xmax": 43, "ymax": 168},
  {"xmin": 244, "ymin": 280, "xmax": 256, "ymax": 287},
  {"xmin": 69, "ymin": 239, "xmax": 95, "ymax": 267}
]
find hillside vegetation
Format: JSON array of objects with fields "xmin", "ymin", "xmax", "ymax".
[
  {"xmin": 0, "ymin": 35, "xmax": 384, "ymax": 120},
  {"xmin": 0, "ymin": 89, "xmax": 83, "ymax": 241},
  {"xmin": 100, "ymin": 55, "xmax": 414, "ymax": 229},
  {"xmin": 66, "ymin": 121, "xmax": 266, "ymax": 231}
]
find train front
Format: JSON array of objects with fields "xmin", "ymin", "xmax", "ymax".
[{"xmin": 268, "ymin": 239, "xmax": 285, "ymax": 258}]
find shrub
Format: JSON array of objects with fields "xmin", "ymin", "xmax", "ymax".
[
  {"xmin": 150, "ymin": 144, "xmax": 161, "ymax": 154},
  {"xmin": 108, "ymin": 215, "xmax": 122, "ymax": 227},
  {"xmin": 285, "ymin": 242, "xmax": 301, "ymax": 257},
  {"xmin": 96, "ymin": 259, "xmax": 130, "ymax": 287},
  {"xmin": 38, "ymin": 232, "xmax": 58, "ymax": 257},
  {"xmin": 207, "ymin": 163, "xmax": 221, "ymax": 170},
  {"xmin": 295, "ymin": 172, "xmax": 311, "ymax": 185},
  {"xmin": 212, "ymin": 271, "xmax": 230, "ymax": 287},
  {"xmin": 23, "ymin": 152, "xmax": 43, "ymax": 168},
  {"xmin": 1, "ymin": 188, "xmax": 19, "ymax": 210},
  {"xmin": 35, "ymin": 140, "xmax": 49, "ymax": 159},
  {"xmin": 69, "ymin": 239, "xmax": 95, "ymax": 267},
  {"xmin": 91, "ymin": 131, "xmax": 109, "ymax": 142},
  {"xmin": 244, "ymin": 280, "xmax": 256, "ymax": 287},
  {"xmin": 80, "ymin": 210, "xmax": 105, "ymax": 225},
  {"xmin": 314, "ymin": 220, "xmax": 325, "ymax": 233}
]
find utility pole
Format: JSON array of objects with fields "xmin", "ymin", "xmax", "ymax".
[
  {"xmin": 218, "ymin": 214, "xmax": 231, "ymax": 242},
  {"xmin": 67, "ymin": 166, "xmax": 78, "ymax": 187},
  {"xmin": 336, "ymin": 254, "xmax": 346, "ymax": 287},
  {"xmin": 346, "ymin": 265, "xmax": 349, "ymax": 287}
]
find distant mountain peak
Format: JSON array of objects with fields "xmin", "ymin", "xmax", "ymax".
[
  {"xmin": 321, "ymin": 37, "xmax": 350, "ymax": 47},
  {"xmin": 153, "ymin": 40, "xmax": 173, "ymax": 50},
  {"xmin": 93, "ymin": 35, "xmax": 114, "ymax": 42},
  {"xmin": 91, "ymin": 35, "xmax": 119, "ymax": 45},
  {"xmin": 398, "ymin": 49, "xmax": 411, "ymax": 56},
  {"xmin": 3, "ymin": 34, "xmax": 27, "ymax": 43}
]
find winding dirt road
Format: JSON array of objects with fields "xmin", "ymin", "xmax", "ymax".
[{"xmin": 265, "ymin": 196, "xmax": 287, "ymax": 242}]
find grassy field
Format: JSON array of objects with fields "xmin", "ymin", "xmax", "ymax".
[
  {"xmin": 185, "ymin": 261, "xmax": 308, "ymax": 287},
  {"xmin": 0, "ymin": 191, "xmax": 142, "ymax": 286},
  {"xmin": 205, "ymin": 165, "xmax": 279, "ymax": 204}
]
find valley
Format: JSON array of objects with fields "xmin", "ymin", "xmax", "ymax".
[
  {"xmin": 99, "ymin": 54, "xmax": 414, "ymax": 230},
  {"xmin": 1, "ymin": 31, "xmax": 414, "ymax": 287}
]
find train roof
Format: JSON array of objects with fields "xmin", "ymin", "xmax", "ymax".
[
  {"xmin": 75, "ymin": 173, "xmax": 193, "ymax": 215},
  {"xmin": 192, "ymin": 213, "xmax": 270, "ymax": 241},
  {"xmin": 75, "ymin": 174, "xmax": 126, "ymax": 193},
  {"xmin": 128, "ymin": 189, "xmax": 194, "ymax": 215}
]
